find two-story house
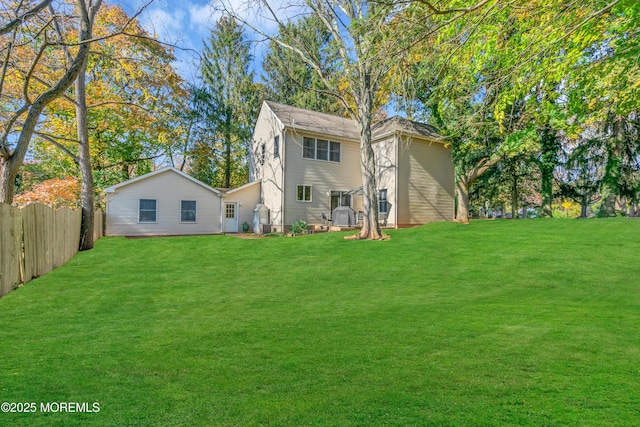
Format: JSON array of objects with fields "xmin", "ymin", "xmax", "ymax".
[{"xmin": 250, "ymin": 101, "xmax": 455, "ymax": 231}]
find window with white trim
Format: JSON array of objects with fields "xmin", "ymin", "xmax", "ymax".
[
  {"xmin": 302, "ymin": 137, "xmax": 341, "ymax": 162},
  {"xmin": 139, "ymin": 199, "xmax": 157, "ymax": 222},
  {"xmin": 260, "ymin": 143, "xmax": 266, "ymax": 165},
  {"xmin": 274, "ymin": 135, "xmax": 280, "ymax": 158},
  {"xmin": 225, "ymin": 203, "xmax": 236, "ymax": 218},
  {"xmin": 378, "ymin": 189, "xmax": 388, "ymax": 214},
  {"xmin": 181, "ymin": 200, "xmax": 196, "ymax": 222},
  {"xmin": 297, "ymin": 185, "xmax": 312, "ymax": 202}
]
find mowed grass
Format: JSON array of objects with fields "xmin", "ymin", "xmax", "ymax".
[{"xmin": 1, "ymin": 219, "xmax": 639, "ymax": 426}]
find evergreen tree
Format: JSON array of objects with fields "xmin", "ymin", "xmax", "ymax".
[
  {"xmin": 262, "ymin": 16, "xmax": 343, "ymax": 115},
  {"xmin": 198, "ymin": 15, "xmax": 259, "ymax": 189}
]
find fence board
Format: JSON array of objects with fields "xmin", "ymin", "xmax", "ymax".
[
  {"xmin": 0, "ymin": 204, "xmax": 23, "ymax": 297},
  {"xmin": 0, "ymin": 202, "xmax": 103, "ymax": 298},
  {"xmin": 22, "ymin": 203, "xmax": 36, "ymax": 283},
  {"xmin": 93, "ymin": 209, "xmax": 103, "ymax": 242}
]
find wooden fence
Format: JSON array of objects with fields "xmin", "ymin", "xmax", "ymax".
[{"xmin": 0, "ymin": 203, "xmax": 103, "ymax": 297}]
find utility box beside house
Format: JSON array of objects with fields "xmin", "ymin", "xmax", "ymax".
[{"xmin": 253, "ymin": 204, "xmax": 269, "ymax": 234}]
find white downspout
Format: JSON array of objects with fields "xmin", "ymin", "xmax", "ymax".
[
  {"xmin": 395, "ymin": 131, "xmax": 399, "ymax": 229},
  {"xmin": 219, "ymin": 194, "xmax": 224, "ymax": 233},
  {"xmin": 281, "ymin": 130, "xmax": 286, "ymax": 232}
]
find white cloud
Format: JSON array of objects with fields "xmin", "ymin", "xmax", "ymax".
[{"xmin": 117, "ymin": 0, "xmax": 310, "ymax": 82}]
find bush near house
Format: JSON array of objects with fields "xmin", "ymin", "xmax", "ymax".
[
  {"xmin": 290, "ymin": 219, "xmax": 309, "ymax": 234},
  {"xmin": 0, "ymin": 219, "xmax": 639, "ymax": 426}
]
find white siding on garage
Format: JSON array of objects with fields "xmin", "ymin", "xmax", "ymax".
[
  {"xmin": 397, "ymin": 137, "xmax": 455, "ymax": 224},
  {"xmin": 223, "ymin": 181, "xmax": 261, "ymax": 232},
  {"xmin": 106, "ymin": 170, "xmax": 222, "ymax": 236}
]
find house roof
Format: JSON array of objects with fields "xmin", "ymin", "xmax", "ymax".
[
  {"xmin": 264, "ymin": 101, "xmax": 360, "ymax": 141},
  {"xmin": 372, "ymin": 116, "xmax": 441, "ymax": 142},
  {"xmin": 223, "ymin": 180, "xmax": 260, "ymax": 196},
  {"xmin": 104, "ymin": 167, "xmax": 222, "ymax": 195},
  {"xmin": 263, "ymin": 100, "xmax": 442, "ymax": 143}
]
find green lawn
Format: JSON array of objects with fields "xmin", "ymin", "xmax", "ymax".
[{"xmin": 1, "ymin": 219, "xmax": 639, "ymax": 426}]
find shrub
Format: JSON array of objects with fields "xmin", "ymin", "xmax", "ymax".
[{"xmin": 291, "ymin": 220, "xmax": 309, "ymax": 234}]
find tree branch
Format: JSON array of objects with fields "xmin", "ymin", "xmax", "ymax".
[
  {"xmin": 34, "ymin": 131, "xmax": 79, "ymax": 163},
  {"xmin": 0, "ymin": 0, "xmax": 53, "ymax": 36}
]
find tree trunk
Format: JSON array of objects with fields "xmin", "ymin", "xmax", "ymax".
[
  {"xmin": 511, "ymin": 173, "xmax": 518, "ymax": 219},
  {"xmin": 224, "ymin": 109, "xmax": 232, "ymax": 188},
  {"xmin": 455, "ymin": 179, "xmax": 470, "ymax": 224},
  {"xmin": 0, "ymin": 158, "xmax": 19, "ymax": 203},
  {"xmin": 356, "ymin": 118, "xmax": 382, "ymax": 239},
  {"xmin": 539, "ymin": 126, "xmax": 559, "ymax": 218},
  {"xmin": 580, "ymin": 194, "xmax": 588, "ymax": 218},
  {"xmin": 76, "ymin": 58, "xmax": 94, "ymax": 251},
  {"xmin": 353, "ymin": 77, "xmax": 382, "ymax": 240}
]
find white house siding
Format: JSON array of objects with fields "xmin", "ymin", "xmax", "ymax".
[
  {"xmin": 397, "ymin": 137, "xmax": 455, "ymax": 225},
  {"xmin": 106, "ymin": 171, "xmax": 221, "ymax": 236},
  {"xmin": 373, "ymin": 135, "xmax": 398, "ymax": 227},
  {"xmin": 284, "ymin": 130, "xmax": 362, "ymax": 227},
  {"xmin": 223, "ymin": 182, "xmax": 261, "ymax": 232},
  {"xmin": 250, "ymin": 104, "xmax": 285, "ymax": 230}
]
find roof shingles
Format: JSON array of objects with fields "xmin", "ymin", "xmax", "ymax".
[{"xmin": 264, "ymin": 101, "xmax": 441, "ymax": 143}]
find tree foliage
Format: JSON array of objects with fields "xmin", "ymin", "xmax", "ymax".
[
  {"xmin": 15, "ymin": 3, "xmax": 186, "ymax": 198},
  {"xmin": 262, "ymin": 15, "xmax": 344, "ymax": 115},
  {"xmin": 195, "ymin": 15, "xmax": 260, "ymax": 189},
  {"xmin": 398, "ymin": 0, "xmax": 639, "ymax": 220}
]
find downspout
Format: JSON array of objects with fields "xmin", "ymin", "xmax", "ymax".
[
  {"xmin": 394, "ymin": 131, "xmax": 399, "ymax": 229},
  {"xmin": 281, "ymin": 130, "xmax": 286, "ymax": 232},
  {"xmin": 219, "ymin": 193, "xmax": 224, "ymax": 234}
]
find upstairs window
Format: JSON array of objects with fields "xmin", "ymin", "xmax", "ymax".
[
  {"xmin": 260, "ymin": 143, "xmax": 266, "ymax": 165},
  {"xmin": 181, "ymin": 200, "xmax": 197, "ymax": 223},
  {"xmin": 302, "ymin": 137, "xmax": 341, "ymax": 162},
  {"xmin": 316, "ymin": 139, "xmax": 328, "ymax": 161},
  {"xmin": 330, "ymin": 141, "xmax": 341, "ymax": 162},
  {"xmin": 274, "ymin": 135, "xmax": 280, "ymax": 158},
  {"xmin": 303, "ymin": 137, "xmax": 315, "ymax": 159},
  {"xmin": 139, "ymin": 199, "xmax": 157, "ymax": 223}
]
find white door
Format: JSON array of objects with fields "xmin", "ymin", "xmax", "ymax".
[{"xmin": 224, "ymin": 202, "xmax": 238, "ymax": 232}]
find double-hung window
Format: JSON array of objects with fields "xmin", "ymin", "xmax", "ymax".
[
  {"xmin": 139, "ymin": 199, "xmax": 157, "ymax": 223},
  {"xmin": 378, "ymin": 189, "xmax": 388, "ymax": 214},
  {"xmin": 297, "ymin": 185, "xmax": 312, "ymax": 202},
  {"xmin": 303, "ymin": 137, "xmax": 315, "ymax": 159},
  {"xmin": 316, "ymin": 139, "xmax": 329, "ymax": 161},
  {"xmin": 181, "ymin": 200, "xmax": 197, "ymax": 223}
]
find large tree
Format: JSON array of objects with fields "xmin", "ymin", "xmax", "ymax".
[
  {"xmin": 22, "ymin": 4, "xmax": 185, "ymax": 194},
  {"xmin": 400, "ymin": 0, "xmax": 630, "ymax": 223},
  {"xmin": 198, "ymin": 15, "xmax": 259, "ymax": 189},
  {"xmin": 262, "ymin": 15, "xmax": 343, "ymax": 115},
  {"xmin": 0, "ymin": 0, "xmax": 103, "ymax": 203}
]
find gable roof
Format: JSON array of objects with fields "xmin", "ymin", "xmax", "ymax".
[
  {"xmin": 264, "ymin": 101, "xmax": 360, "ymax": 141},
  {"xmin": 104, "ymin": 167, "xmax": 222, "ymax": 195},
  {"xmin": 372, "ymin": 116, "xmax": 441, "ymax": 142},
  {"xmin": 223, "ymin": 180, "xmax": 260, "ymax": 196},
  {"xmin": 263, "ymin": 100, "xmax": 442, "ymax": 143}
]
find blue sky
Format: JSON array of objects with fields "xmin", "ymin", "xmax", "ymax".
[
  {"xmin": 119, "ymin": 0, "xmax": 218, "ymax": 81},
  {"xmin": 119, "ymin": 0, "xmax": 284, "ymax": 82}
]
